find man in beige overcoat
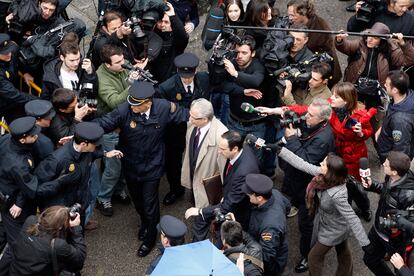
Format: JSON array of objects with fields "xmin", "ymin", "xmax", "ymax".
[{"xmin": 181, "ymin": 99, "xmax": 228, "ymax": 208}]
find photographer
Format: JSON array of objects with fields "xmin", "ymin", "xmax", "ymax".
[
  {"xmin": 347, "ymin": 0, "xmax": 414, "ymax": 37},
  {"xmin": 150, "ymin": 2, "xmax": 188, "ymax": 83},
  {"xmin": 42, "ymin": 39, "xmax": 98, "ymax": 101},
  {"xmin": 243, "ymin": 174, "xmax": 290, "ymax": 276},
  {"xmin": 281, "ymin": 62, "xmax": 332, "ymax": 106},
  {"xmin": 361, "ymin": 151, "xmax": 414, "ymax": 276},
  {"xmin": 91, "ymin": 10, "xmax": 131, "ymax": 69},
  {"xmin": 287, "ymin": 0, "xmax": 342, "ymax": 86},
  {"xmin": 8, "ymin": 206, "xmax": 86, "ymax": 275},
  {"xmin": 335, "ymin": 22, "xmax": 414, "ymax": 110},
  {"xmin": 221, "ymin": 220, "xmax": 264, "ymax": 276}
]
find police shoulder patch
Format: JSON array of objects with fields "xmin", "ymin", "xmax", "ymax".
[
  {"xmin": 261, "ymin": 232, "xmax": 273, "ymax": 241},
  {"xmin": 170, "ymin": 102, "xmax": 177, "ymax": 113},
  {"xmin": 392, "ymin": 130, "xmax": 402, "ymax": 142}
]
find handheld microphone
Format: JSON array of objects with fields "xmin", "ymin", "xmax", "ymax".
[
  {"xmin": 359, "ymin": 157, "xmax": 371, "ymax": 181},
  {"xmin": 201, "ymin": 7, "xmax": 225, "ymax": 50},
  {"xmin": 245, "ymin": 134, "xmax": 266, "ymax": 149},
  {"xmin": 241, "ymin": 102, "xmax": 260, "ymax": 114}
]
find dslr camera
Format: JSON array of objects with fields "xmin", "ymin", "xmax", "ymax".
[
  {"xmin": 68, "ymin": 203, "xmax": 81, "ymax": 220},
  {"xmin": 77, "ymin": 83, "xmax": 97, "ymax": 108},
  {"xmin": 380, "ymin": 206, "xmax": 414, "ymax": 234},
  {"xmin": 213, "ymin": 208, "xmax": 232, "ymax": 225},
  {"xmin": 356, "ymin": 0, "xmax": 386, "ymax": 23},
  {"xmin": 280, "ymin": 110, "xmax": 306, "ymax": 128}
]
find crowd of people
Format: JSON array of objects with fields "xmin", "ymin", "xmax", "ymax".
[{"xmin": 1, "ymin": 0, "xmax": 414, "ymax": 274}]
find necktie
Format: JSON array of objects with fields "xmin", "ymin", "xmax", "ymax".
[
  {"xmin": 226, "ymin": 162, "xmax": 233, "ymax": 176},
  {"xmin": 193, "ymin": 128, "xmax": 200, "ymax": 152},
  {"xmin": 187, "ymin": 85, "xmax": 192, "ymax": 94},
  {"xmin": 140, "ymin": 113, "xmax": 147, "ymax": 122}
]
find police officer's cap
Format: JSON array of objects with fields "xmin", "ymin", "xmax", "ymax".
[
  {"xmin": 157, "ymin": 215, "xmax": 187, "ymax": 239},
  {"xmin": 0, "ymin": 33, "xmax": 12, "ymax": 55},
  {"xmin": 74, "ymin": 122, "xmax": 104, "ymax": 145},
  {"xmin": 25, "ymin": 100, "xmax": 56, "ymax": 120},
  {"xmin": 9, "ymin": 116, "xmax": 41, "ymax": 139},
  {"xmin": 243, "ymin": 173, "xmax": 273, "ymax": 195},
  {"xmin": 174, "ymin": 53, "xmax": 199, "ymax": 78},
  {"xmin": 127, "ymin": 81, "xmax": 155, "ymax": 106}
]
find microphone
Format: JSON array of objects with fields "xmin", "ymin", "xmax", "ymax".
[
  {"xmin": 245, "ymin": 134, "xmax": 266, "ymax": 149},
  {"xmin": 201, "ymin": 7, "xmax": 225, "ymax": 50},
  {"xmin": 359, "ymin": 157, "xmax": 371, "ymax": 181},
  {"xmin": 241, "ymin": 102, "xmax": 260, "ymax": 114}
]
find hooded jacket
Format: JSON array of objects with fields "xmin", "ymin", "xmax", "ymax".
[{"xmin": 377, "ymin": 91, "xmax": 414, "ymax": 162}]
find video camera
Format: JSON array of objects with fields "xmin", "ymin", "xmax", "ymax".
[
  {"xmin": 356, "ymin": 0, "xmax": 386, "ymax": 23},
  {"xmin": 209, "ymin": 28, "xmax": 243, "ymax": 67},
  {"xmin": 274, "ymin": 52, "xmax": 333, "ymax": 85},
  {"xmin": 77, "ymin": 83, "xmax": 97, "ymax": 108},
  {"xmin": 379, "ymin": 206, "xmax": 414, "ymax": 234},
  {"xmin": 280, "ymin": 110, "xmax": 306, "ymax": 128},
  {"xmin": 214, "ymin": 208, "xmax": 232, "ymax": 225}
]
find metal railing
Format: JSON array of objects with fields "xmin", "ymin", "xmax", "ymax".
[{"xmin": 18, "ymin": 71, "xmax": 42, "ymax": 97}]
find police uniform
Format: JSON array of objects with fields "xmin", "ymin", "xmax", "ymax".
[
  {"xmin": 0, "ymin": 117, "xmax": 41, "ymax": 244},
  {"xmin": 24, "ymin": 99, "xmax": 56, "ymax": 163},
  {"xmin": 157, "ymin": 53, "xmax": 210, "ymax": 205},
  {"xmin": 146, "ymin": 215, "xmax": 187, "ymax": 275},
  {"xmin": 94, "ymin": 81, "xmax": 189, "ymax": 257},
  {"xmin": 34, "ymin": 122, "xmax": 104, "ymax": 222},
  {"xmin": 0, "ymin": 33, "xmax": 36, "ymax": 122},
  {"xmin": 243, "ymin": 174, "xmax": 291, "ymax": 276}
]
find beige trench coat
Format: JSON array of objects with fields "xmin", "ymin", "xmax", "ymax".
[{"xmin": 181, "ymin": 117, "xmax": 228, "ymax": 208}]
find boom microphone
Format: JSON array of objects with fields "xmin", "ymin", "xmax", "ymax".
[
  {"xmin": 245, "ymin": 134, "xmax": 266, "ymax": 148},
  {"xmin": 241, "ymin": 102, "xmax": 260, "ymax": 114},
  {"xmin": 359, "ymin": 157, "xmax": 371, "ymax": 181},
  {"xmin": 202, "ymin": 7, "xmax": 225, "ymax": 50}
]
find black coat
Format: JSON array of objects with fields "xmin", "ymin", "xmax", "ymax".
[
  {"xmin": 282, "ymin": 121, "xmax": 336, "ymax": 205},
  {"xmin": 203, "ymin": 146, "xmax": 260, "ymax": 230},
  {"xmin": 34, "ymin": 141, "xmax": 102, "ymax": 209},
  {"xmin": 9, "ymin": 216, "xmax": 86, "ymax": 276},
  {"xmin": 94, "ymin": 99, "xmax": 189, "ymax": 181},
  {"xmin": 47, "ymin": 112, "xmax": 79, "ymax": 146},
  {"xmin": 248, "ymin": 190, "xmax": 291, "ymax": 276},
  {"xmin": 41, "ymin": 58, "xmax": 98, "ymax": 100},
  {"xmin": 151, "ymin": 15, "xmax": 189, "ymax": 83}
]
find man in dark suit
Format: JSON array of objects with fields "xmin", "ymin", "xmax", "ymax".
[
  {"xmin": 157, "ymin": 53, "xmax": 210, "ymax": 206},
  {"xmin": 185, "ymin": 130, "xmax": 260, "ymax": 242}
]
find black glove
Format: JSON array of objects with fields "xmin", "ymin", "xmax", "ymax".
[
  {"xmin": 362, "ymin": 243, "xmax": 375, "ymax": 256},
  {"xmin": 263, "ymin": 143, "xmax": 281, "ymax": 154}
]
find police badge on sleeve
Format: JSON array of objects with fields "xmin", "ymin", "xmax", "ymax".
[{"xmin": 392, "ymin": 130, "xmax": 402, "ymax": 142}]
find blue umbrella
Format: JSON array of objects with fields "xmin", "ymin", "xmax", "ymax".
[{"xmin": 151, "ymin": 240, "xmax": 243, "ymax": 276}]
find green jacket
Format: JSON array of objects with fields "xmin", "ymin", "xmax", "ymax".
[{"xmin": 96, "ymin": 64, "xmax": 129, "ymax": 115}]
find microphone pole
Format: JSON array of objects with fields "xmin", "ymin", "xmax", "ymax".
[{"xmin": 224, "ymin": 25, "xmax": 414, "ymax": 40}]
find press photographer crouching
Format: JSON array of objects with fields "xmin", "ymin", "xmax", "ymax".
[
  {"xmin": 361, "ymin": 151, "xmax": 414, "ymax": 276},
  {"xmin": 7, "ymin": 205, "xmax": 86, "ymax": 275}
]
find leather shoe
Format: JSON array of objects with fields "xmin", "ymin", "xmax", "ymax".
[
  {"xmin": 295, "ymin": 257, "xmax": 308, "ymax": 273},
  {"xmin": 137, "ymin": 244, "xmax": 152, "ymax": 257},
  {"xmin": 163, "ymin": 191, "xmax": 184, "ymax": 206},
  {"xmin": 138, "ymin": 228, "xmax": 148, "ymax": 241}
]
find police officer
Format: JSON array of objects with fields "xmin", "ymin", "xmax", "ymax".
[
  {"xmin": 157, "ymin": 52, "xmax": 210, "ymax": 206},
  {"xmin": 95, "ymin": 81, "xmax": 189, "ymax": 257},
  {"xmin": 24, "ymin": 99, "xmax": 56, "ymax": 162},
  {"xmin": 243, "ymin": 174, "xmax": 291, "ymax": 276},
  {"xmin": 34, "ymin": 122, "xmax": 122, "ymax": 224},
  {"xmin": 146, "ymin": 215, "xmax": 187, "ymax": 275},
  {"xmin": 0, "ymin": 33, "xmax": 36, "ymax": 123}
]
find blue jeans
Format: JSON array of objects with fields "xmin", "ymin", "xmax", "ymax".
[
  {"xmin": 85, "ymin": 161, "xmax": 100, "ymax": 224},
  {"xmin": 211, "ymin": 92, "xmax": 229, "ymax": 126},
  {"xmin": 227, "ymin": 115, "xmax": 266, "ymax": 170},
  {"xmin": 97, "ymin": 132, "xmax": 126, "ymax": 202}
]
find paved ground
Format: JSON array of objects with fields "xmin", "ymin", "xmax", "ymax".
[{"xmin": 64, "ymin": 0, "xmax": 390, "ymax": 275}]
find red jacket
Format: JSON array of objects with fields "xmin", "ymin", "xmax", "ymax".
[{"xmin": 288, "ymin": 105, "xmax": 377, "ymax": 179}]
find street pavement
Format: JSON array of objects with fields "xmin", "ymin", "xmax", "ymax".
[{"xmin": 66, "ymin": 0, "xmax": 389, "ymax": 275}]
